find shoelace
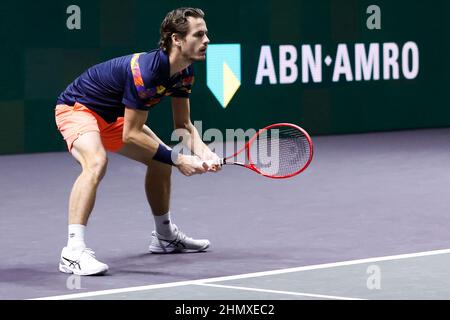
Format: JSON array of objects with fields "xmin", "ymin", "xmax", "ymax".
[
  {"xmin": 82, "ymin": 248, "xmax": 96, "ymax": 257},
  {"xmin": 174, "ymin": 229, "xmax": 195, "ymax": 242},
  {"xmin": 170, "ymin": 225, "xmax": 190, "ymax": 242}
]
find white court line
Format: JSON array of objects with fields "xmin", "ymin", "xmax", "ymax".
[
  {"xmin": 32, "ymin": 247, "xmax": 450, "ymax": 300},
  {"xmin": 195, "ymin": 283, "xmax": 365, "ymax": 300}
]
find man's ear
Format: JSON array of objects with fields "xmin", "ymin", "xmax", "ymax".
[{"xmin": 171, "ymin": 33, "xmax": 182, "ymax": 48}]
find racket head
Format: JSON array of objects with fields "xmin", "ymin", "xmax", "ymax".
[{"xmin": 245, "ymin": 123, "xmax": 314, "ymax": 179}]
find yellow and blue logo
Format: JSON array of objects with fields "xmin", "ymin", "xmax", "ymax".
[{"xmin": 206, "ymin": 44, "xmax": 241, "ymax": 108}]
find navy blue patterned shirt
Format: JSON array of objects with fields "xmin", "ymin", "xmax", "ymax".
[{"xmin": 57, "ymin": 49, "xmax": 194, "ymax": 123}]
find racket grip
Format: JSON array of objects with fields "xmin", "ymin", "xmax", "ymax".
[{"xmin": 204, "ymin": 158, "xmax": 224, "ymax": 167}]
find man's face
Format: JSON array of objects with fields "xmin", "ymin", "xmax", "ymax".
[{"xmin": 178, "ymin": 17, "xmax": 209, "ymax": 61}]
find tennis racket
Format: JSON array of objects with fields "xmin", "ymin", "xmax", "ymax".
[{"xmin": 208, "ymin": 123, "xmax": 313, "ymax": 179}]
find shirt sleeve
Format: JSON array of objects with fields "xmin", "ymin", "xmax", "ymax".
[
  {"xmin": 121, "ymin": 69, "xmax": 149, "ymax": 111},
  {"xmin": 170, "ymin": 66, "xmax": 195, "ymax": 98}
]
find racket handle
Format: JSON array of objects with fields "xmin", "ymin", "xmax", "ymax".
[{"xmin": 204, "ymin": 158, "xmax": 224, "ymax": 167}]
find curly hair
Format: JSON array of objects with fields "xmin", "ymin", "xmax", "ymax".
[{"xmin": 159, "ymin": 7, "xmax": 205, "ymax": 53}]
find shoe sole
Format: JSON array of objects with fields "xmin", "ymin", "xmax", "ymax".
[
  {"xmin": 59, "ymin": 263, "xmax": 108, "ymax": 276},
  {"xmin": 149, "ymin": 242, "xmax": 210, "ymax": 254}
]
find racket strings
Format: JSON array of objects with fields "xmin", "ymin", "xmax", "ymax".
[{"xmin": 251, "ymin": 126, "xmax": 312, "ymax": 177}]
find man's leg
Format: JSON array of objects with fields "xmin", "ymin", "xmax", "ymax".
[
  {"xmin": 117, "ymin": 125, "xmax": 171, "ymax": 215},
  {"xmin": 117, "ymin": 125, "xmax": 210, "ymax": 253},
  {"xmin": 59, "ymin": 131, "xmax": 109, "ymax": 275},
  {"xmin": 69, "ymin": 131, "xmax": 108, "ymax": 225}
]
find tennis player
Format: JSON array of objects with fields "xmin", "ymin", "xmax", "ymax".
[{"xmin": 55, "ymin": 8, "xmax": 219, "ymax": 275}]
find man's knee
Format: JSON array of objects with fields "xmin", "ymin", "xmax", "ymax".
[{"xmin": 83, "ymin": 154, "xmax": 108, "ymax": 184}]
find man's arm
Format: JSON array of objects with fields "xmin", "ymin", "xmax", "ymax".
[
  {"xmin": 171, "ymin": 97, "xmax": 219, "ymax": 162},
  {"xmin": 123, "ymin": 106, "xmax": 208, "ymax": 175},
  {"xmin": 123, "ymin": 107, "xmax": 160, "ymax": 155}
]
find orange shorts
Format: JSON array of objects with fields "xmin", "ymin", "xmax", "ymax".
[{"xmin": 55, "ymin": 102, "xmax": 124, "ymax": 152}]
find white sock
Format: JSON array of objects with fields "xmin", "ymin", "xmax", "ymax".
[
  {"xmin": 67, "ymin": 224, "xmax": 86, "ymax": 250},
  {"xmin": 154, "ymin": 212, "xmax": 175, "ymax": 237}
]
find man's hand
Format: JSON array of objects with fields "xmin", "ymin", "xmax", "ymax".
[
  {"xmin": 174, "ymin": 154, "xmax": 209, "ymax": 176},
  {"xmin": 201, "ymin": 150, "xmax": 222, "ymax": 172}
]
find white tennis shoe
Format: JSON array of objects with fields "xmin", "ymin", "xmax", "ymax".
[
  {"xmin": 149, "ymin": 225, "xmax": 210, "ymax": 253},
  {"xmin": 59, "ymin": 247, "xmax": 109, "ymax": 276}
]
